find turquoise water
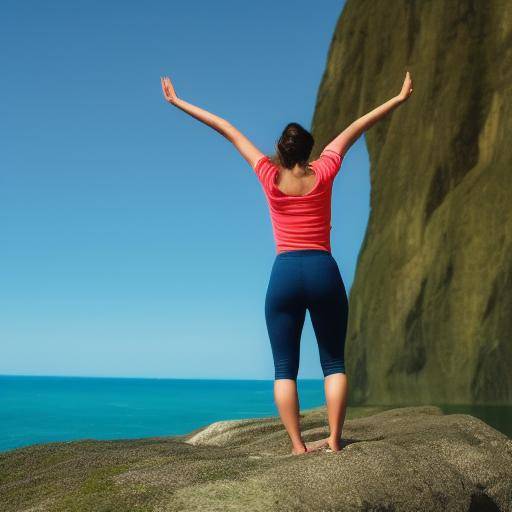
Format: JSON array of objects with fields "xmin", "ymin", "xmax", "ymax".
[
  {"xmin": 1, "ymin": 375, "xmax": 510, "ymax": 453},
  {"xmin": 0, "ymin": 375, "xmax": 327, "ymax": 452}
]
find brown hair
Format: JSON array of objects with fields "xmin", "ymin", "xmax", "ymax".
[{"xmin": 271, "ymin": 122, "xmax": 314, "ymax": 169}]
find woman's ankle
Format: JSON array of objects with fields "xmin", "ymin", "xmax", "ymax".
[
  {"xmin": 328, "ymin": 434, "xmax": 341, "ymax": 451},
  {"xmin": 292, "ymin": 440, "xmax": 307, "ymax": 452}
]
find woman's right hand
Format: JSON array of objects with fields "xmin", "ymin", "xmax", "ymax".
[{"xmin": 397, "ymin": 71, "xmax": 413, "ymax": 102}]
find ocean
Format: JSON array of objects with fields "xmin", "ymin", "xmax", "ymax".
[{"xmin": 1, "ymin": 375, "xmax": 510, "ymax": 453}]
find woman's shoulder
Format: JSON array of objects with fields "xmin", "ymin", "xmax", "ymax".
[
  {"xmin": 309, "ymin": 150, "xmax": 344, "ymax": 181},
  {"xmin": 253, "ymin": 155, "xmax": 279, "ymax": 190}
]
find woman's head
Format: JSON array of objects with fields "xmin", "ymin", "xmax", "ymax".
[{"xmin": 274, "ymin": 122, "xmax": 314, "ymax": 169}]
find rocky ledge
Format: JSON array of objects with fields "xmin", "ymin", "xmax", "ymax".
[{"xmin": 1, "ymin": 405, "xmax": 511, "ymax": 511}]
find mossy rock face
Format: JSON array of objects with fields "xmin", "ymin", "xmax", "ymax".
[
  {"xmin": 309, "ymin": 0, "xmax": 512, "ymax": 405},
  {"xmin": 1, "ymin": 406, "xmax": 511, "ymax": 511}
]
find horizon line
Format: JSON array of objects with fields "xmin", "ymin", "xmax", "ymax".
[{"xmin": 0, "ymin": 373, "xmax": 324, "ymax": 381}]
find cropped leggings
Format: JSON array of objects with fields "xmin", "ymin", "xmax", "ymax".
[{"xmin": 265, "ymin": 249, "xmax": 349, "ymax": 380}]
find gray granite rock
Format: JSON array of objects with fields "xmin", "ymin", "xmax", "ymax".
[{"xmin": 179, "ymin": 405, "xmax": 512, "ymax": 511}]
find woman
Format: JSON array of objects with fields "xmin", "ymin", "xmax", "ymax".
[{"xmin": 160, "ymin": 72, "xmax": 413, "ymax": 455}]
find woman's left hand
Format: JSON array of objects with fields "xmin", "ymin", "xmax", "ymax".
[
  {"xmin": 397, "ymin": 71, "xmax": 413, "ymax": 102},
  {"xmin": 161, "ymin": 76, "xmax": 179, "ymax": 104}
]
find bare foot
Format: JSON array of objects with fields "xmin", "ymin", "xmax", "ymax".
[
  {"xmin": 305, "ymin": 436, "xmax": 343, "ymax": 453},
  {"xmin": 291, "ymin": 442, "xmax": 308, "ymax": 455},
  {"xmin": 327, "ymin": 436, "xmax": 342, "ymax": 452},
  {"xmin": 305, "ymin": 437, "xmax": 330, "ymax": 452}
]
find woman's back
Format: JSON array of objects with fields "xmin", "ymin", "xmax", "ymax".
[{"xmin": 252, "ymin": 149, "xmax": 344, "ymax": 254}]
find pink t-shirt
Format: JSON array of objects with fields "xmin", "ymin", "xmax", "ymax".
[{"xmin": 253, "ymin": 149, "xmax": 344, "ymax": 254}]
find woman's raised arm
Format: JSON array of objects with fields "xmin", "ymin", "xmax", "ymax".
[
  {"xmin": 323, "ymin": 71, "xmax": 413, "ymax": 156},
  {"xmin": 160, "ymin": 76, "xmax": 264, "ymax": 168}
]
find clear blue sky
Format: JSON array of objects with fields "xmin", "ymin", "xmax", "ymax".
[{"xmin": 1, "ymin": 0, "xmax": 371, "ymax": 379}]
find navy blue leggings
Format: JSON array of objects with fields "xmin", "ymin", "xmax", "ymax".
[{"xmin": 265, "ymin": 249, "xmax": 349, "ymax": 380}]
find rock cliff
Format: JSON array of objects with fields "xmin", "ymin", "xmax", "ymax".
[{"xmin": 310, "ymin": 0, "xmax": 512, "ymax": 404}]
